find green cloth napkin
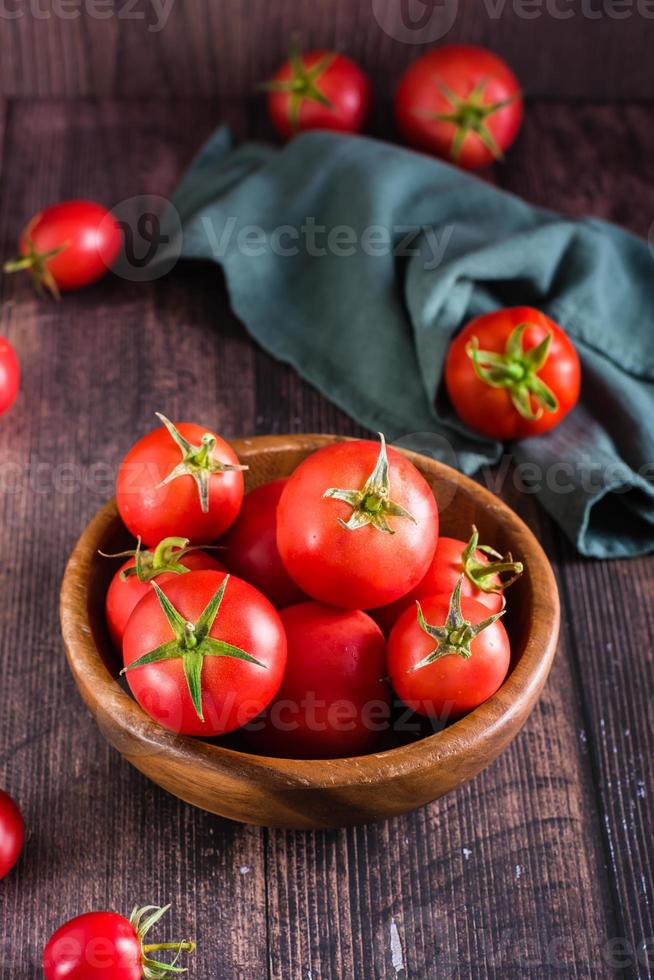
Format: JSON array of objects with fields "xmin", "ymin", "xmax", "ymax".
[{"xmin": 169, "ymin": 127, "xmax": 654, "ymax": 559}]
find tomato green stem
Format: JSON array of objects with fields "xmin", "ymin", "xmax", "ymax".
[
  {"xmin": 465, "ymin": 322, "xmax": 559, "ymax": 421},
  {"xmin": 260, "ymin": 40, "xmax": 336, "ymax": 132},
  {"xmin": 461, "ymin": 525, "xmax": 523, "ymax": 593}
]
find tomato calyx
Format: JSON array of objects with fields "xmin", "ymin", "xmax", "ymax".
[
  {"xmin": 410, "ymin": 577, "xmax": 504, "ymax": 670},
  {"xmin": 3, "ymin": 235, "xmax": 69, "ymax": 300},
  {"xmin": 420, "ymin": 79, "xmax": 521, "ymax": 162},
  {"xmin": 155, "ymin": 413, "xmax": 247, "ymax": 514},
  {"xmin": 465, "ymin": 322, "xmax": 559, "ymax": 422},
  {"xmin": 129, "ymin": 903, "xmax": 195, "ymax": 979},
  {"xmin": 261, "ymin": 43, "xmax": 336, "ymax": 133},
  {"xmin": 121, "ymin": 575, "xmax": 266, "ymax": 722},
  {"xmin": 100, "ymin": 536, "xmax": 218, "ymax": 583},
  {"xmin": 461, "ymin": 524, "xmax": 523, "ymax": 593},
  {"xmin": 323, "ymin": 433, "xmax": 417, "ymax": 534}
]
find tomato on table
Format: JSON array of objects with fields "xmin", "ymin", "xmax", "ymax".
[
  {"xmin": 395, "ymin": 45, "xmax": 523, "ymax": 169},
  {"xmin": 4, "ymin": 200, "xmax": 121, "ymax": 297},
  {"xmin": 372, "ymin": 524, "xmax": 522, "ymax": 633},
  {"xmin": 43, "ymin": 903, "xmax": 195, "ymax": 980},
  {"xmin": 0, "ymin": 337, "xmax": 20, "ymax": 416},
  {"xmin": 264, "ymin": 46, "xmax": 371, "ymax": 138},
  {"xmin": 122, "ymin": 571, "xmax": 286, "ymax": 737},
  {"xmin": 445, "ymin": 306, "xmax": 581, "ymax": 440},
  {"xmin": 277, "ymin": 434, "xmax": 439, "ymax": 609},
  {"xmin": 220, "ymin": 478, "xmax": 305, "ymax": 608},
  {"xmin": 116, "ymin": 414, "xmax": 246, "ymax": 546},
  {"xmin": 247, "ymin": 602, "xmax": 390, "ymax": 759},
  {"xmin": 0, "ymin": 788, "xmax": 24, "ymax": 880},
  {"xmin": 387, "ymin": 579, "xmax": 511, "ymax": 720},
  {"xmin": 103, "ymin": 536, "xmax": 226, "ymax": 648}
]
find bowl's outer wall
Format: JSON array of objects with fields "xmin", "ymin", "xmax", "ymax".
[{"xmin": 60, "ymin": 435, "xmax": 560, "ymax": 829}]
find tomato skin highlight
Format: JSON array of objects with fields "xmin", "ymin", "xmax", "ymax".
[
  {"xmin": 247, "ymin": 602, "xmax": 389, "ymax": 759},
  {"xmin": 123, "ymin": 570, "xmax": 287, "ymax": 737},
  {"xmin": 16, "ymin": 200, "xmax": 121, "ymax": 292},
  {"xmin": 0, "ymin": 338, "xmax": 20, "ymax": 416},
  {"xmin": 43, "ymin": 911, "xmax": 141, "ymax": 980},
  {"xmin": 105, "ymin": 550, "xmax": 226, "ymax": 649},
  {"xmin": 0, "ymin": 789, "xmax": 24, "ymax": 880},
  {"xmin": 395, "ymin": 45, "xmax": 522, "ymax": 169},
  {"xmin": 445, "ymin": 306, "xmax": 581, "ymax": 440},
  {"xmin": 372, "ymin": 534, "xmax": 505, "ymax": 634},
  {"xmin": 387, "ymin": 593, "xmax": 511, "ymax": 720},
  {"xmin": 116, "ymin": 422, "xmax": 245, "ymax": 546},
  {"xmin": 220, "ymin": 478, "xmax": 305, "ymax": 608},
  {"xmin": 277, "ymin": 440, "xmax": 439, "ymax": 609},
  {"xmin": 267, "ymin": 50, "xmax": 372, "ymax": 138}
]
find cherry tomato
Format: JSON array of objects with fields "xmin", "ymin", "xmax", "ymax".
[
  {"xmin": 4, "ymin": 200, "xmax": 121, "ymax": 297},
  {"xmin": 123, "ymin": 571, "xmax": 286, "ymax": 737},
  {"xmin": 220, "ymin": 479, "xmax": 305, "ymax": 608},
  {"xmin": 247, "ymin": 602, "xmax": 389, "ymax": 759},
  {"xmin": 265, "ymin": 47, "xmax": 371, "ymax": 138},
  {"xmin": 445, "ymin": 307, "xmax": 581, "ymax": 440},
  {"xmin": 43, "ymin": 903, "xmax": 195, "ymax": 980},
  {"xmin": 0, "ymin": 789, "xmax": 24, "ymax": 880},
  {"xmin": 277, "ymin": 435, "xmax": 438, "ymax": 609},
  {"xmin": 0, "ymin": 337, "xmax": 20, "ymax": 416},
  {"xmin": 395, "ymin": 45, "xmax": 523, "ymax": 169},
  {"xmin": 104, "ymin": 537, "xmax": 226, "ymax": 648},
  {"xmin": 387, "ymin": 580, "xmax": 511, "ymax": 721},
  {"xmin": 116, "ymin": 414, "xmax": 246, "ymax": 547},
  {"xmin": 372, "ymin": 525, "xmax": 522, "ymax": 633}
]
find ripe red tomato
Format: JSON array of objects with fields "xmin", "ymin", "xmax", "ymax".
[
  {"xmin": 220, "ymin": 479, "xmax": 305, "ymax": 608},
  {"xmin": 43, "ymin": 903, "xmax": 195, "ymax": 980},
  {"xmin": 372, "ymin": 525, "xmax": 522, "ymax": 633},
  {"xmin": 247, "ymin": 602, "xmax": 389, "ymax": 759},
  {"xmin": 0, "ymin": 789, "xmax": 24, "ymax": 880},
  {"xmin": 395, "ymin": 45, "xmax": 523, "ymax": 169},
  {"xmin": 116, "ymin": 414, "xmax": 246, "ymax": 546},
  {"xmin": 104, "ymin": 537, "xmax": 226, "ymax": 649},
  {"xmin": 123, "ymin": 570, "xmax": 286, "ymax": 737},
  {"xmin": 265, "ymin": 48, "xmax": 371, "ymax": 138},
  {"xmin": 445, "ymin": 307, "xmax": 581, "ymax": 440},
  {"xmin": 387, "ymin": 581, "xmax": 510, "ymax": 720},
  {"xmin": 4, "ymin": 200, "xmax": 121, "ymax": 297},
  {"xmin": 277, "ymin": 435, "xmax": 438, "ymax": 609},
  {"xmin": 0, "ymin": 337, "xmax": 20, "ymax": 416}
]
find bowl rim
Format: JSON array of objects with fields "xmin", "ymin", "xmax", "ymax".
[{"xmin": 60, "ymin": 433, "xmax": 560, "ymax": 790}]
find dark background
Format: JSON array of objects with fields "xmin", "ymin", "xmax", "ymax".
[{"xmin": 0, "ymin": 1, "xmax": 653, "ymax": 978}]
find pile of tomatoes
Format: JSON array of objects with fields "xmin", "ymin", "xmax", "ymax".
[{"xmin": 103, "ymin": 413, "xmax": 526, "ymax": 761}]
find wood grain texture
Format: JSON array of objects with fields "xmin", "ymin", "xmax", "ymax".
[
  {"xmin": 2, "ymin": 0, "xmax": 654, "ymax": 101},
  {"xmin": 0, "ymin": 97, "xmax": 651, "ymax": 978}
]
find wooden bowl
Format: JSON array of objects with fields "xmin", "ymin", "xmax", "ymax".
[{"xmin": 60, "ymin": 435, "xmax": 559, "ymax": 830}]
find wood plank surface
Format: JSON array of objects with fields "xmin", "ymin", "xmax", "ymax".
[
  {"xmin": 1, "ymin": 0, "xmax": 654, "ymax": 101},
  {"xmin": 0, "ymin": 97, "xmax": 651, "ymax": 980}
]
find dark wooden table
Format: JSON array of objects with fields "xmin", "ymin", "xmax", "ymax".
[{"xmin": 0, "ymin": 97, "xmax": 652, "ymax": 980}]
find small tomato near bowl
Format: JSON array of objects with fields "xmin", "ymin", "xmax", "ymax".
[
  {"xmin": 4, "ymin": 200, "xmax": 121, "ymax": 297},
  {"xmin": 264, "ymin": 47, "xmax": 372, "ymax": 138},
  {"xmin": 445, "ymin": 306, "xmax": 581, "ymax": 440},
  {"xmin": 395, "ymin": 44, "xmax": 523, "ymax": 169},
  {"xmin": 43, "ymin": 904, "xmax": 195, "ymax": 980},
  {"xmin": 0, "ymin": 788, "xmax": 24, "ymax": 880},
  {"xmin": 0, "ymin": 337, "xmax": 20, "ymax": 416}
]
